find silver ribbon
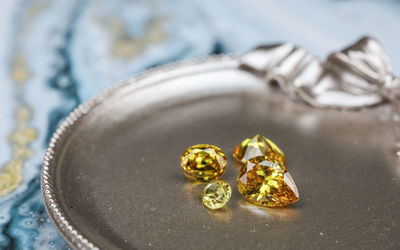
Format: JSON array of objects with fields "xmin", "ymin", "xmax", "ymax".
[
  {"xmin": 240, "ymin": 36, "xmax": 400, "ymax": 155},
  {"xmin": 240, "ymin": 36, "xmax": 400, "ymax": 109}
]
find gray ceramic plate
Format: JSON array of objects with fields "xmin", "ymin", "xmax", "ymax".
[{"xmin": 42, "ymin": 55, "xmax": 400, "ymax": 250}]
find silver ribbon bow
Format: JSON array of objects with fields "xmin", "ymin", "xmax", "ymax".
[{"xmin": 240, "ymin": 36, "xmax": 400, "ymax": 109}]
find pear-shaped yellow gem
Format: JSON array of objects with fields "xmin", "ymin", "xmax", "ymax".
[
  {"xmin": 237, "ymin": 156, "xmax": 299, "ymax": 207},
  {"xmin": 181, "ymin": 144, "xmax": 227, "ymax": 182},
  {"xmin": 233, "ymin": 134, "xmax": 286, "ymax": 166}
]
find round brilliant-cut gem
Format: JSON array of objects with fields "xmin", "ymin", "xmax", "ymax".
[{"xmin": 202, "ymin": 180, "xmax": 232, "ymax": 209}]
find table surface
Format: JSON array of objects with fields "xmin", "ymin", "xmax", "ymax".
[{"xmin": 0, "ymin": 0, "xmax": 399, "ymax": 249}]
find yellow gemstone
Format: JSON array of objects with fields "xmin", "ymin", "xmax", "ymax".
[
  {"xmin": 237, "ymin": 156, "xmax": 299, "ymax": 207},
  {"xmin": 181, "ymin": 144, "xmax": 227, "ymax": 182},
  {"xmin": 233, "ymin": 134, "xmax": 286, "ymax": 166},
  {"xmin": 202, "ymin": 180, "xmax": 232, "ymax": 209}
]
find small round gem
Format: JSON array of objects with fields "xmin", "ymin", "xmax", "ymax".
[
  {"xmin": 233, "ymin": 134, "xmax": 286, "ymax": 166},
  {"xmin": 237, "ymin": 156, "xmax": 299, "ymax": 207},
  {"xmin": 181, "ymin": 144, "xmax": 227, "ymax": 182},
  {"xmin": 202, "ymin": 180, "xmax": 232, "ymax": 209}
]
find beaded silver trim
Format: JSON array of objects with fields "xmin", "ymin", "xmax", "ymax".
[{"xmin": 41, "ymin": 55, "xmax": 237, "ymax": 250}]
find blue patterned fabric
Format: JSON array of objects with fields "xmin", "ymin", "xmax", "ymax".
[{"xmin": 0, "ymin": 0, "xmax": 399, "ymax": 248}]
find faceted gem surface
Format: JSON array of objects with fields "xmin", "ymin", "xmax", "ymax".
[
  {"xmin": 202, "ymin": 180, "xmax": 232, "ymax": 209},
  {"xmin": 237, "ymin": 156, "xmax": 299, "ymax": 207},
  {"xmin": 233, "ymin": 134, "xmax": 286, "ymax": 166},
  {"xmin": 181, "ymin": 144, "xmax": 227, "ymax": 181}
]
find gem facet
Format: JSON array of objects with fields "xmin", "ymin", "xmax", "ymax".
[
  {"xmin": 202, "ymin": 180, "xmax": 232, "ymax": 209},
  {"xmin": 237, "ymin": 156, "xmax": 299, "ymax": 207},
  {"xmin": 181, "ymin": 144, "xmax": 227, "ymax": 182},
  {"xmin": 233, "ymin": 134, "xmax": 286, "ymax": 166}
]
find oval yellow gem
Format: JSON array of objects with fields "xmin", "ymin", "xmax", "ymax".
[
  {"xmin": 181, "ymin": 144, "xmax": 227, "ymax": 182},
  {"xmin": 237, "ymin": 156, "xmax": 299, "ymax": 207},
  {"xmin": 202, "ymin": 180, "xmax": 232, "ymax": 209},
  {"xmin": 233, "ymin": 134, "xmax": 286, "ymax": 166}
]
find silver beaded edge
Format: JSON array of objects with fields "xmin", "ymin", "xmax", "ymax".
[{"xmin": 40, "ymin": 54, "xmax": 238, "ymax": 250}]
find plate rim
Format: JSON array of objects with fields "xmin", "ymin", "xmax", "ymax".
[{"xmin": 40, "ymin": 54, "xmax": 238, "ymax": 250}]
